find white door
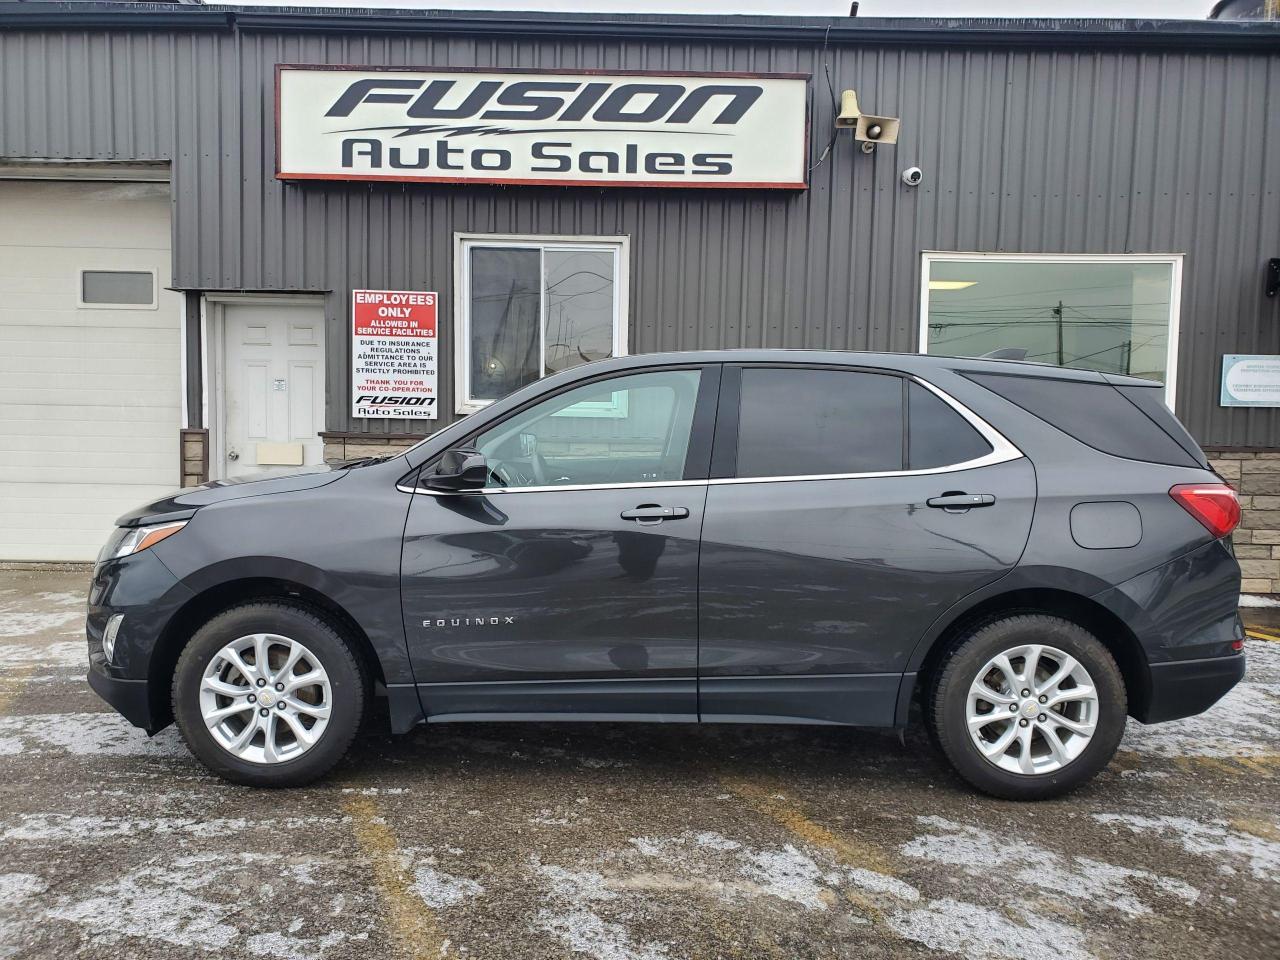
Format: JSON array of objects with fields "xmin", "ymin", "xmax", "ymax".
[
  {"xmin": 221, "ymin": 302, "xmax": 326, "ymax": 479},
  {"xmin": 0, "ymin": 179, "xmax": 181, "ymax": 562}
]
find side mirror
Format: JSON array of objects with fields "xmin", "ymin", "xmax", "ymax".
[{"xmin": 425, "ymin": 448, "xmax": 489, "ymax": 492}]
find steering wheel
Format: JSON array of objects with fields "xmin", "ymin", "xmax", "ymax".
[{"xmin": 487, "ymin": 458, "xmax": 548, "ymax": 488}]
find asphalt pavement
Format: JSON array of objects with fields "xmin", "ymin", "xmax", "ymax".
[{"xmin": 1, "ymin": 568, "xmax": 1277, "ymax": 960}]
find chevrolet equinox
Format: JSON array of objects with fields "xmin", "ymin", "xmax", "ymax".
[{"xmin": 87, "ymin": 351, "xmax": 1245, "ymax": 799}]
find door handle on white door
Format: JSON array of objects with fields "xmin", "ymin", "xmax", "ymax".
[{"xmin": 227, "ymin": 450, "xmax": 239, "ymax": 461}]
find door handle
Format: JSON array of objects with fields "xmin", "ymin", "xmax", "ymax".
[
  {"xmin": 926, "ymin": 493, "xmax": 995, "ymax": 511},
  {"xmin": 621, "ymin": 505, "xmax": 690, "ymax": 524}
]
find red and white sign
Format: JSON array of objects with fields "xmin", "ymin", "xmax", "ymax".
[{"xmin": 351, "ymin": 289, "xmax": 438, "ymax": 419}]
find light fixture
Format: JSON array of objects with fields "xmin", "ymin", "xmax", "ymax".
[
  {"xmin": 928, "ymin": 280, "xmax": 977, "ymax": 291},
  {"xmin": 103, "ymin": 614, "xmax": 124, "ymax": 663}
]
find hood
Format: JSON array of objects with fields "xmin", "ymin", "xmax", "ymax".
[{"xmin": 114, "ymin": 464, "xmax": 348, "ymax": 527}]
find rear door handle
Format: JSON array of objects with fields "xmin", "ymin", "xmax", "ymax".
[
  {"xmin": 621, "ymin": 505, "xmax": 690, "ymax": 524},
  {"xmin": 926, "ymin": 493, "xmax": 996, "ymax": 510}
]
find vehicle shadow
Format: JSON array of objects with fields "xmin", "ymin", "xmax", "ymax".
[{"xmin": 338, "ymin": 719, "xmax": 954, "ymax": 795}]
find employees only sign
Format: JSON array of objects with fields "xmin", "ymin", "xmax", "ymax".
[{"xmin": 351, "ymin": 289, "xmax": 438, "ymax": 419}]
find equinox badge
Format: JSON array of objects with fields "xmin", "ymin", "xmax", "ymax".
[{"xmin": 423, "ymin": 617, "xmax": 517, "ymax": 628}]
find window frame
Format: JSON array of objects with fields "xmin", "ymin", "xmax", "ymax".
[
  {"xmin": 77, "ymin": 268, "xmax": 159, "ymax": 310},
  {"xmin": 918, "ymin": 252, "xmax": 1184, "ymax": 406},
  {"xmin": 453, "ymin": 232, "xmax": 630, "ymax": 414},
  {"xmin": 711, "ymin": 363, "xmax": 1021, "ymax": 484}
]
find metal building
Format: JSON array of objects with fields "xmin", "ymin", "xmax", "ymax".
[{"xmin": 1, "ymin": 3, "xmax": 1278, "ymax": 572}]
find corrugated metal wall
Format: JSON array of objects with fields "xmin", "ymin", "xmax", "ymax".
[{"xmin": 2, "ymin": 26, "xmax": 1278, "ymax": 446}]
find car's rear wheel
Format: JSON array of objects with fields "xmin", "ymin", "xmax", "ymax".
[
  {"xmin": 928, "ymin": 614, "xmax": 1127, "ymax": 800},
  {"xmin": 172, "ymin": 601, "xmax": 366, "ymax": 787}
]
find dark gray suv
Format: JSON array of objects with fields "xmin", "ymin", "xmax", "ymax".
[{"xmin": 87, "ymin": 350, "xmax": 1245, "ymax": 799}]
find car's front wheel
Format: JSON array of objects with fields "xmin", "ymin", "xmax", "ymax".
[
  {"xmin": 928, "ymin": 614, "xmax": 1127, "ymax": 800},
  {"xmin": 172, "ymin": 601, "xmax": 366, "ymax": 786}
]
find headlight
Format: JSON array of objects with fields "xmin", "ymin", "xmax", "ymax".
[{"xmin": 103, "ymin": 520, "xmax": 188, "ymax": 560}]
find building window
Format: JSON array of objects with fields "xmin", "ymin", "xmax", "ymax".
[
  {"xmin": 455, "ymin": 234, "xmax": 628, "ymax": 413},
  {"xmin": 78, "ymin": 269, "xmax": 156, "ymax": 308},
  {"xmin": 920, "ymin": 254, "xmax": 1182, "ymax": 403}
]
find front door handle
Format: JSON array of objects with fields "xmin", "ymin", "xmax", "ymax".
[
  {"xmin": 927, "ymin": 493, "xmax": 995, "ymax": 511},
  {"xmin": 621, "ymin": 505, "xmax": 690, "ymax": 524}
]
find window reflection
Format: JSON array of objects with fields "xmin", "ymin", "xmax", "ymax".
[{"xmin": 925, "ymin": 259, "xmax": 1175, "ymax": 385}]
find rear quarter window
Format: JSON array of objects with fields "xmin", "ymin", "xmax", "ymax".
[
  {"xmin": 964, "ymin": 371, "xmax": 1201, "ymax": 468},
  {"xmin": 908, "ymin": 381, "xmax": 992, "ymax": 469}
]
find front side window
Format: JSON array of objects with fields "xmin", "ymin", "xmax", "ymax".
[
  {"xmin": 458, "ymin": 235, "xmax": 627, "ymax": 411},
  {"xmin": 734, "ymin": 368, "xmax": 905, "ymax": 478},
  {"xmin": 921, "ymin": 254, "xmax": 1181, "ymax": 403},
  {"xmin": 473, "ymin": 369, "xmax": 700, "ymax": 489}
]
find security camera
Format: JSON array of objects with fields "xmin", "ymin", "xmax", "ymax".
[{"xmin": 902, "ymin": 166, "xmax": 923, "ymax": 187}]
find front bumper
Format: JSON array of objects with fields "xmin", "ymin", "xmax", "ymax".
[
  {"xmin": 87, "ymin": 657, "xmax": 157, "ymax": 732},
  {"xmin": 86, "ymin": 547, "xmax": 194, "ymax": 732},
  {"xmin": 1143, "ymin": 650, "xmax": 1246, "ymax": 724}
]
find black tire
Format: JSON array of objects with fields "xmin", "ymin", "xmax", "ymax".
[
  {"xmin": 172, "ymin": 601, "xmax": 366, "ymax": 787},
  {"xmin": 928, "ymin": 614, "xmax": 1127, "ymax": 801}
]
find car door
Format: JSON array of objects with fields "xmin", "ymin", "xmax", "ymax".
[
  {"xmin": 401, "ymin": 364, "xmax": 718, "ymax": 721},
  {"xmin": 698, "ymin": 364, "xmax": 1036, "ymax": 726}
]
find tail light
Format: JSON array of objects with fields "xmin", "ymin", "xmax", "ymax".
[{"xmin": 1169, "ymin": 483, "xmax": 1241, "ymax": 539}]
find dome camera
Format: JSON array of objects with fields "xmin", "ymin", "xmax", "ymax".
[{"xmin": 902, "ymin": 166, "xmax": 923, "ymax": 187}]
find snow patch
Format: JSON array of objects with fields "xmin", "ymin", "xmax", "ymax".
[
  {"xmin": 0, "ymin": 713, "xmax": 185, "ymax": 758},
  {"xmin": 888, "ymin": 897, "xmax": 1096, "ymax": 960},
  {"xmin": 0, "ymin": 609, "xmax": 82, "ymax": 638},
  {"xmin": 411, "ymin": 864, "xmax": 484, "ymax": 909},
  {"xmin": 0, "ymin": 641, "xmax": 86, "ymax": 667},
  {"xmin": 532, "ymin": 860, "xmax": 671, "ymax": 960},
  {"xmin": 1239, "ymin": 594, "xmax": 1280, "ymax": 608},
  {"xmin": 902, "ymin": 817, "xmax": 1198, "ymax": 918},
  {"xmin": 1092, "ymin": 813, "xmax": 1280, "ymax": 881},
  {"xmin": 47, "ymin": 853, "xmax": 357, "ymax": 956},
  {"xmin": 48, "ymin": 853, "xmax": 242, "ymax": 950},
  {"xmin": 739, "ymin": 845, "xmax": 833, "ymax": 911}
]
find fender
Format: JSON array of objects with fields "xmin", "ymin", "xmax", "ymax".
[
  {"xmin": 162, "ymin": 554, "xmax": 415, "ymax": 686},
  {"xmin": 901, "ymin": 563, "xmax": 1119, "ymax": 675}
]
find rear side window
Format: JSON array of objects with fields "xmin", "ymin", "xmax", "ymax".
[
  {"xmin": 735, "ymin": 368, "xmax": 904, "ymax": 478},
  {"xmin": 908, "ymin": 382, "xmax": 992, "ymax": 469},
  {"xmin": 964, "ymin": 372, "xmax": 1200, "ymax": 468},
  {"xmin": 1113, "ymin": 383, "xmax": 1208, "ymax": 468}
]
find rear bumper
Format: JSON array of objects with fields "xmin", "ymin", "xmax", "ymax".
[
  {"xmin": 87, "ymin": 656, "xmax": 157, "ymax": 732},
  {"xmin": 1141, "ymin": 651, "xmax": 1246, "ymax": 724}
]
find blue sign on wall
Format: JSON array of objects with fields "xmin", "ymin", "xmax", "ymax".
[{"xmin": 1221, "ymin": 355, "xmax": 1280, "ymax": 407}]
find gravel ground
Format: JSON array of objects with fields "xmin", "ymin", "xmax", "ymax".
[{"xmin": 1, "ymin": 568, "xmax": 1277, "ymax": 960}]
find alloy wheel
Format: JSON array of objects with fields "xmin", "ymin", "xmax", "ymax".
[
  {"xmin": 198, "ymin": 633, "xmax": 332, "ymax": 764},
  {"xmin": 966, "ymin": 643, "xmax": 1099, "ymax": 776}
]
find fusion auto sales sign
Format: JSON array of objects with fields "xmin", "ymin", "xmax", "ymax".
[
  {"xmin": 352, "ymin": 290, "xmax": 437, "ymax": 419},
  {"xmin": 277, "ymin": 66, "xmax": 809, "ymax": 189}
]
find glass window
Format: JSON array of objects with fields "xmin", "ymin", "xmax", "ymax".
[
  {"xmin": 964, "ymin": 372, "xmax": 1200, "ymax": 468},
  {"xmin": 908, "ymin": 381, "xmax": 991, "ymax": 469},
  {"xmin": 473, "ymin": 369, "xmax": 700, "ymax": 488},
  {"xmin": 461, "ymin": 237, "xmax": 625, "ymax": 409},
  {"xmin": 735, "ymin": 368, "xmax": 904, "ymax": 479},
  {"xmin": 922, "ymin": 256, "xmax": 1179, "ymax": 400},
  {"xmin": 80, "ymin": 270, "xmax": 154, "ymax": 306}
]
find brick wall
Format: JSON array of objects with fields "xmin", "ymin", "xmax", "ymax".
[
  {"xmin": 180, "ymin": 428, "xmax": 208, "ymax": 488},
  {"xmin": 1206, "ymin": 452, "xmax": 1280, "ymax": 594},
  {"xmin": 321, "ymin": 434, "xmax": 421, "ymax": 464}
]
